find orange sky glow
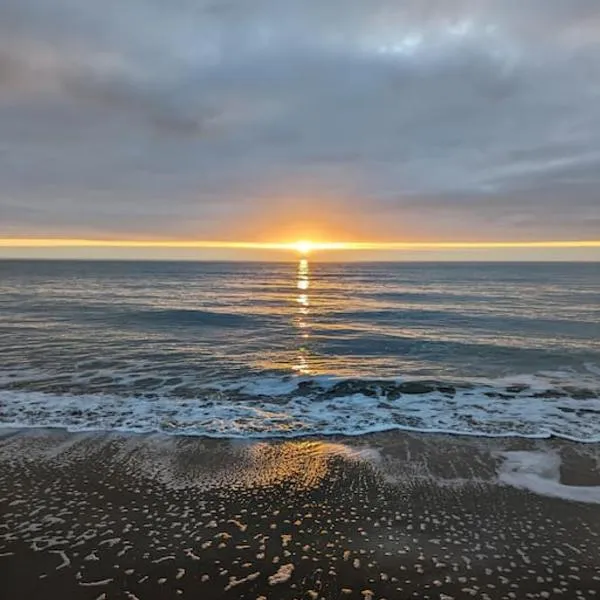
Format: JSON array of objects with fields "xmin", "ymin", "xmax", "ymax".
[
  {"xmin": 0, "ymin": 237, "xmax": 599, "ymax": 247},
  {"xmin": 1, "ymin": 237, "xmax": 599, "ymax": 257}
]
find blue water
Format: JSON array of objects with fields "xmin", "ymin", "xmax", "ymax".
[{"xmin": 0, "ymin": 260, "xmax": 599, "ymax": 440}]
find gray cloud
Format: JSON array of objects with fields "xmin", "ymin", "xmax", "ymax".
[{"xmin": 1, "ymin": 0, "xmax": 600, "ymax": 240}]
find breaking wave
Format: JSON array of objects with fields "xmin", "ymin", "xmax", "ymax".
[{"xmin": 1, "ymin": 373, "xmax": 599, "ymax": 442}]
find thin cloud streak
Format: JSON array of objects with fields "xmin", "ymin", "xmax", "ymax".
[{"xmin": 1, "ymin": 238, "xmax": 599, "ymax": 251}]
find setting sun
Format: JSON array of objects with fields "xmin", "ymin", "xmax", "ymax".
[
  {"xmin": 286, "ymin": 240, "xmax": 353, "ymax": 254},
  {"xmin": 293, "ymin": 240, "xmax": 314, "ymax": 255}
]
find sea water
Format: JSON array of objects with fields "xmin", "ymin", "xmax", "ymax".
[{"xmin": 0, "ymin": 260, "xmax": 598, "ymax": 440}]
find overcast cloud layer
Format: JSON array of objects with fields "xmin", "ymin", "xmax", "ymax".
[{"xmin": 1, "ymin": 0, "xmax": 600, "ymax": 241}]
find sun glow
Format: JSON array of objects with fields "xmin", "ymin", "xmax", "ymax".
[
  {"xmin": 0, "ymin": 238, "xmax": 599, "ymax": 252},
  {"xmin": 293, "ymin": 240, "xmax": 314, "ymax": 255}
]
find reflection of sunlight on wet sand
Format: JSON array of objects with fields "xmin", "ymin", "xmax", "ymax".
[
  {"xmin": 244, "ymin": 441, "xmax": 367, "ymax": 490},
  {"xmin": 126, "ymin": 436, "xmax": 374, "ymax": 492},
  {"xmin": 293, "ymin": 259, "xmax": 312, "ymax": 374}
]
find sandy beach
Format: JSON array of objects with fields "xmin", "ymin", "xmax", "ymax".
[{"xmin": 1, "ymin": 428, "xmax": 599, "ymax": 599}]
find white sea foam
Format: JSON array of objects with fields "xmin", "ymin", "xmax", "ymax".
[
  {"xmin": 498, "ymin": 451, "xmax": 600, "ymax": 504},
  {"xmin": 1, "ymin": 378, "xmax": 599, "ymax": 442}
]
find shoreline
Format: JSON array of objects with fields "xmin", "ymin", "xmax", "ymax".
[
  {"xmin": 1, "ymin": 418, "xmax": 600, "ymax": 444},
  {"xmin": 1, "ymin": 428, "xmax": 599, "ymax": 599}
]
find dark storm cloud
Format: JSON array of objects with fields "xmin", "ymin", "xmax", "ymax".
[{"xmin": 1, "ymin": 0, "xmax": 599, "ymax": 239}]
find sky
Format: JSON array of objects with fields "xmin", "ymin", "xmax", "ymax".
[{"xmin": 1, "ymin": 0, "xmax": 599, "ymax": 260}]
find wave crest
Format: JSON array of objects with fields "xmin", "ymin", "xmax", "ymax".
[{"xmin": 1, "ymin": 373, "xmax": 599, "ymax": 442}]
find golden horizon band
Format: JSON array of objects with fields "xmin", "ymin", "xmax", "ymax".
[{"xmin": 0, "ymin": 238, "xmax": 599, "ymax": 253}]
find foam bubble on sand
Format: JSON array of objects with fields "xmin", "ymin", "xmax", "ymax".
[
  {"xmin": 268, "ymin": 563, "xmax": 294, "ymax": 585},
  {"xmin": 497, "ymin": 451, "xmax": 600, "ymax": 504}
]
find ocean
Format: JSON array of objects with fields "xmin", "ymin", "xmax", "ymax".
[{"xmin": 0, "ymin": 260, "xmax": 598, "ymax": 441}]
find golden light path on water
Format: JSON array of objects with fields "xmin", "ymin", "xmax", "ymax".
[{"xmin": 294, "ymin": 258, "xmax": 311, "ymax": 375}]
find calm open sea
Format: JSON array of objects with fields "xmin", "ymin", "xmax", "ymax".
[{"xmin": 0, "ymin": 260, "xmax": 599, "ymax": 440}]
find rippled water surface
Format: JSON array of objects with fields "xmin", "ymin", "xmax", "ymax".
[{"xmin": 1, "ymin": 260, "xmax": 599, "ymax": 440}]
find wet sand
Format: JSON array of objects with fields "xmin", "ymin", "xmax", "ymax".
[{"xmin": 1, "ymin": 429, "xmax": 599, "ymax": 599}]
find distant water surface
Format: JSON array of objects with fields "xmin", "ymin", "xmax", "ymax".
[{"xmin": 0, "ymin": 261, "xmax": 599, "ymax": 440}]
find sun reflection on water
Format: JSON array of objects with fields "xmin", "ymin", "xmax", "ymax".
[{"xmin": 293, "ymin": 259, "xmax": 312, "ymax": 374}]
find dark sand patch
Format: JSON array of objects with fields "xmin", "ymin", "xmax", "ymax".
[{"xmin": 1, "ymin": 429, "xmax": 599, "ymax": 599}]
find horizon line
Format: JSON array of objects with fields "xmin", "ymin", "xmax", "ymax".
[{"xmin": 1, "ymin": 238, "xmax": 599, "ymax": 251}]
